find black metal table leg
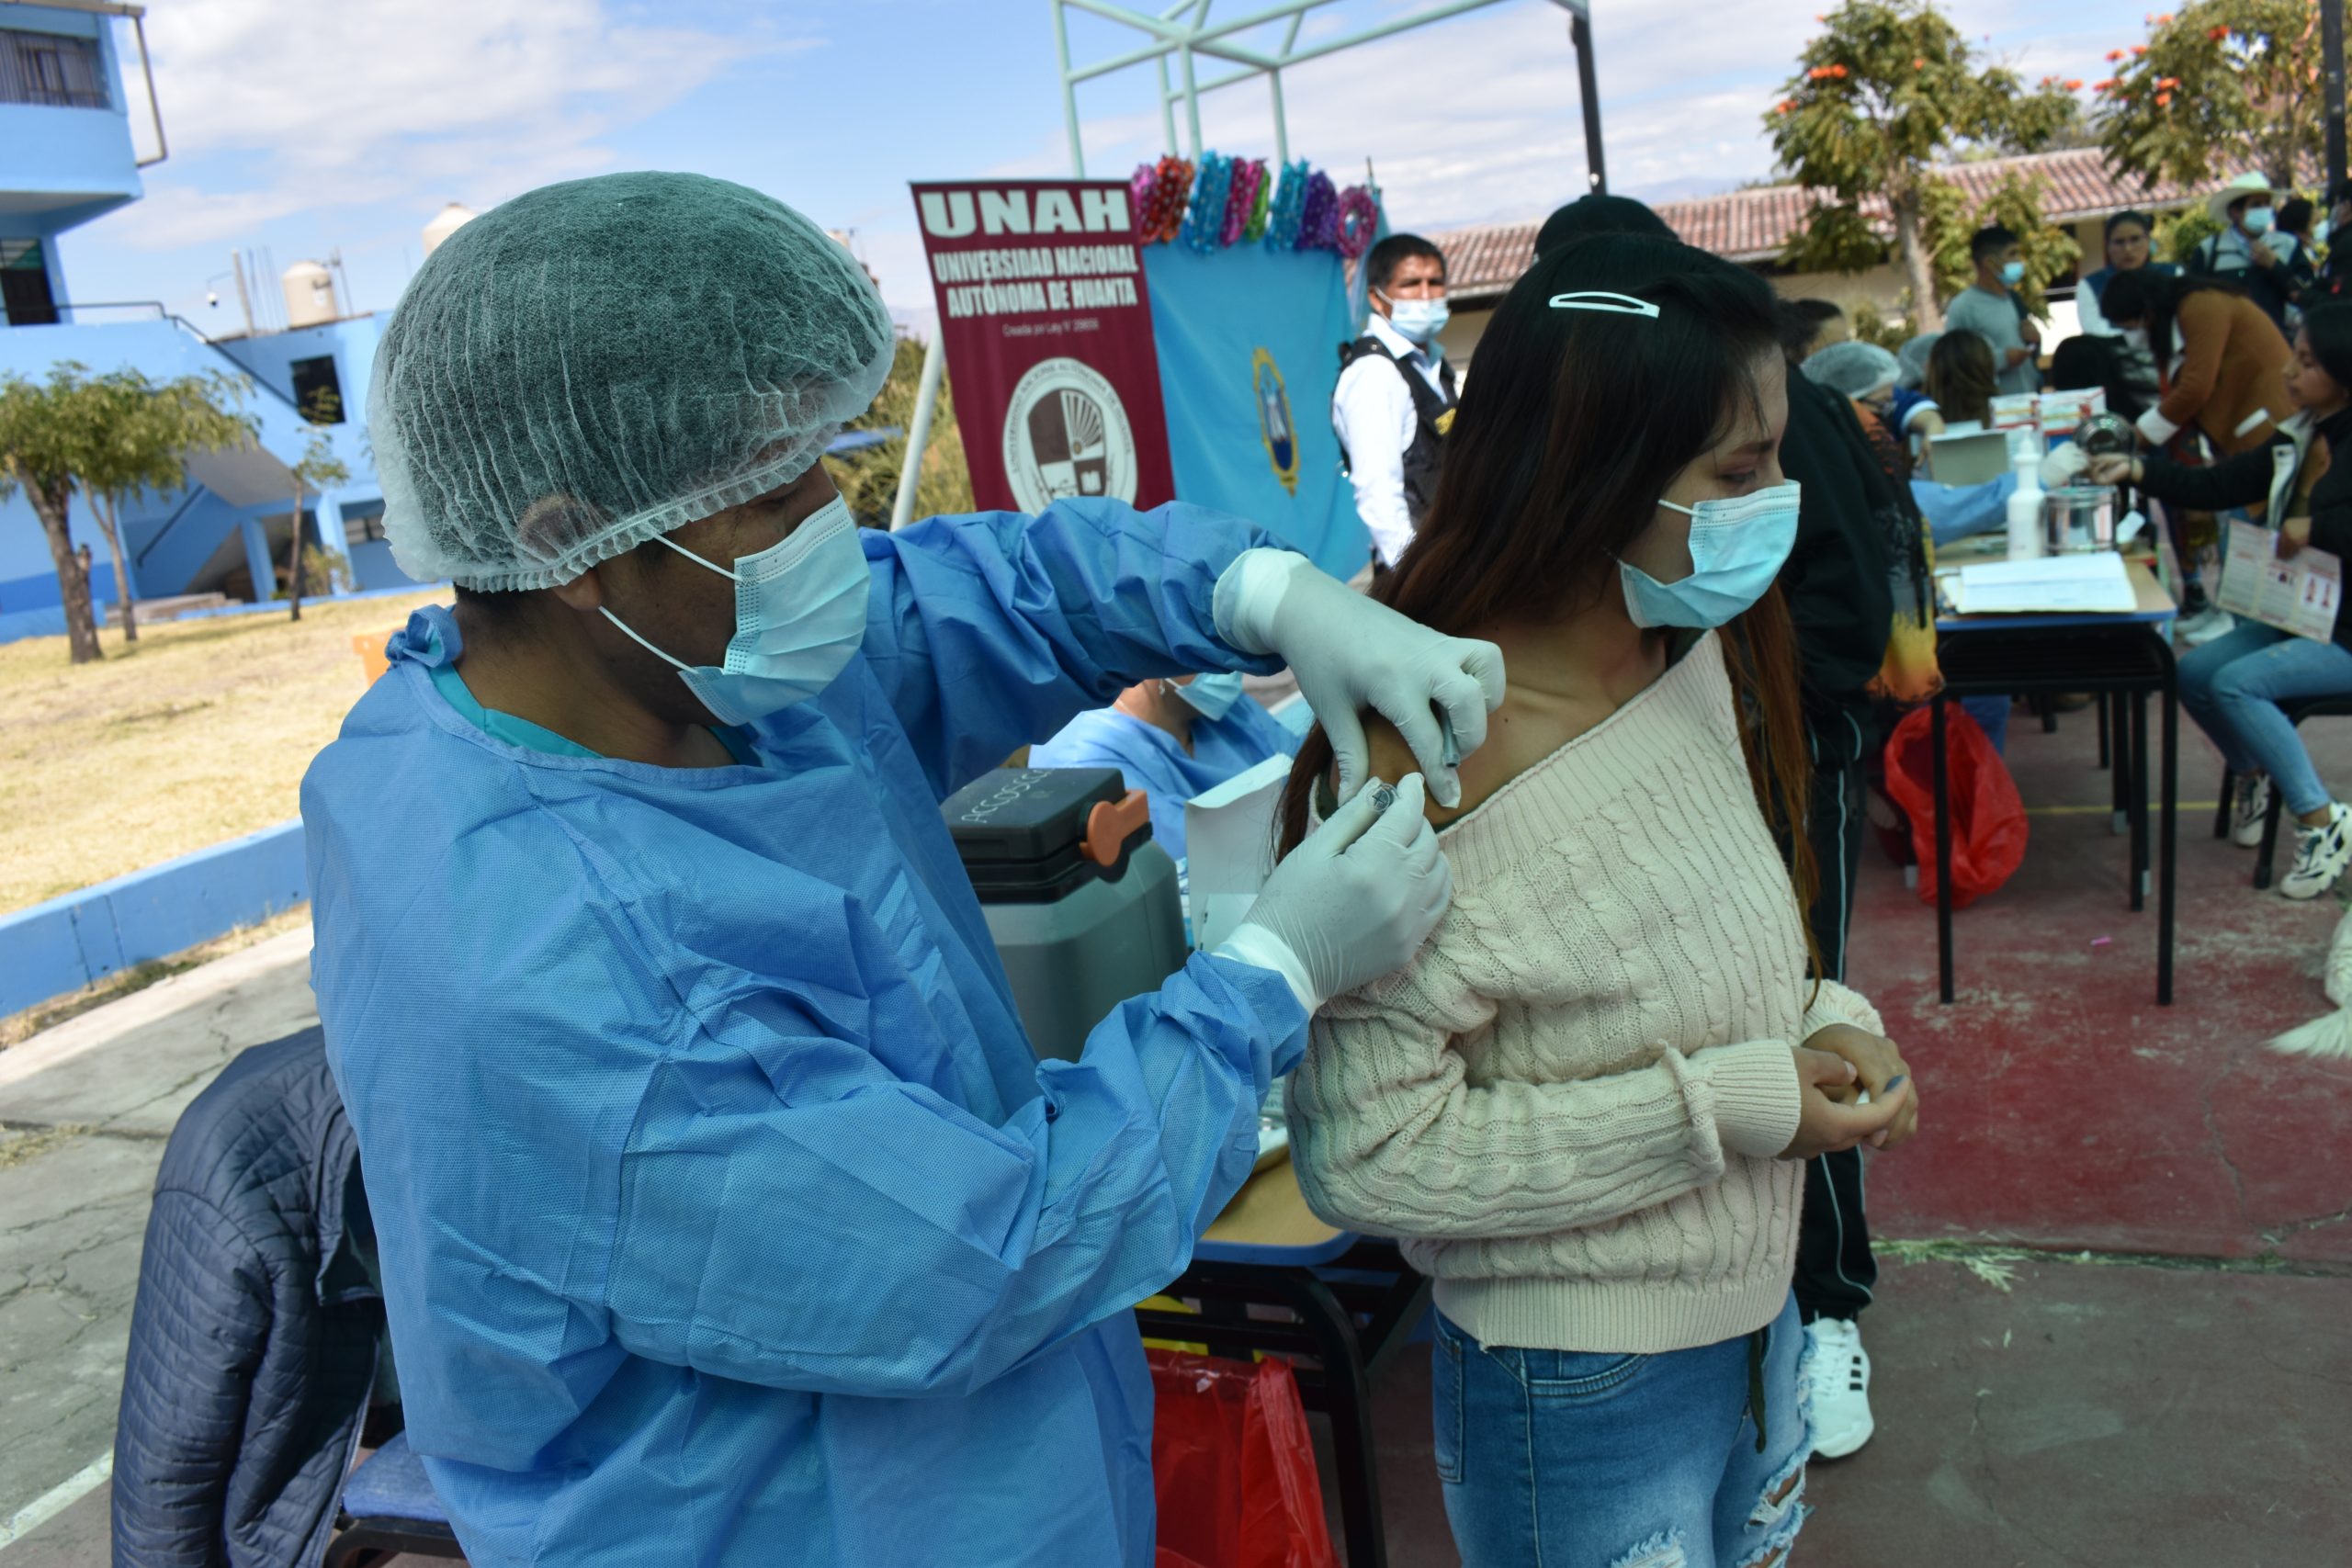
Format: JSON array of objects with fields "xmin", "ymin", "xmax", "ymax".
[
  {"xmin": 2098, "ymin": 691, "xmax": 2111, "ymax": 769},
  {"xmin": 1934, "ymin": 694, "xmax": 1954, "ymax": 1003},
  {"xmin": 2130, "ymin": 689, "xmax": 2149, "ymax": 912},
  {"xmin": 1268, "ymin": 1270, "xmax": 1386, "ymax": 1568},
  {"xmin": 2109, "ymin": 688, "xmax": 2132, "ymax": 834},
  {"xmin": 2158, "ymin": 647, "xmax": 2178, "ymax": 1004}
]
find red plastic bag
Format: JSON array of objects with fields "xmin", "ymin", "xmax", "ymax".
[
  {"xmin": 1148, "ymin": 1349, "xmax": 1336, "ymax": 1568},
  {"xmin": 1881, "ymin": 705, "xmax": 2029, "ymax": 908}
]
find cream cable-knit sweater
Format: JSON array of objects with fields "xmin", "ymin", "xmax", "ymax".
[{"xmin": 1287, "ymin": 632, "xmax": 1884, "ymax": 1355}]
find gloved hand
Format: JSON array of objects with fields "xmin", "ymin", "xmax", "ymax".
[
  {"xmin": 1215, "ymin": 549, "xmax": 1504, "ymax": 807},
  {"xmin": 2039, "ymin": 441, "xmax": 2089, "ymax": 489},
  {"xmin": 1214, "ymin": 773, "xmax": 1452, "ymax": 1012}
]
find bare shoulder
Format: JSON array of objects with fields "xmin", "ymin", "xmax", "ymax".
[{"xmin": 1362, "ymin": 692, "xmax": 1563, "ymax": 829}]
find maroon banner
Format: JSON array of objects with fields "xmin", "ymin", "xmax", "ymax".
[{"xmin": 911, "ymin": 179, "xmax": 1175, "ymax": 514}]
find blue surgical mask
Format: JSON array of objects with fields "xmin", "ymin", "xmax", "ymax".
[
  {"xmin": 601, "ymin": 495, "xmax": 871, "ymax": 726},
  {"xmin": 2244, "ymin": 206, "xmax": 2276, "ymax": 236},
  {"xmin": 1169, "ymin": 671, "xmax": 1245, "ymax": 721},
  {"xmin": 1384, "ymin": 295, "xmax": 1451, "ymax": 345},
  {"xmin": 1620, "ymin": 481, "xmax": 1803, "ymax": 630},
  {"xmin": 1999, "ymin": 260, "xmax": 2026, "ymax": 287}
]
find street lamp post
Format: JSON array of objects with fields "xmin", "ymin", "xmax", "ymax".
[
  {"xmin": 2325, "ymin": 0, "xmax": 2347, "ymax": 199},
  {"xmin": 1565, "ymin": 1, "xmax": 1605, "ymax": 196}
]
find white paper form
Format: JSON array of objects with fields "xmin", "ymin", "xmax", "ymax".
[
  {"xmin": 1946, "ymin": 552, "xmax": 2138, "ymax": 615},
  {"xmin": 2218, "ymin": 521, "xmax": 2343, "ymax": 641}
]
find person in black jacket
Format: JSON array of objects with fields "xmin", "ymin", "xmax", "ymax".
[
  {"xmin": 2090, "ymin": 300, "xmax": 2352, "ymax": 897},
  {"xmin": 1533, "ymin": 192, "xmax": 1895, "ymax": 1459},
  {"xmin": 112, "ymin": 1029, "xmax": 386, "ymax": 1568}
]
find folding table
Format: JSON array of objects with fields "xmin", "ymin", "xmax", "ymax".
[
  {"xmin": 1136, "ymin": 1155, "xmax": 1429, "ymax": 1568},
  {"xmin": 1928, "ymin": 553, "xmax": 2178, "ymax": 1004}
]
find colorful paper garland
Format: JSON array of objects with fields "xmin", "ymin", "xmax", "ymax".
[{"xmin": 1127, "ymin": 152, "xmax": 1376, "ymax": 257}]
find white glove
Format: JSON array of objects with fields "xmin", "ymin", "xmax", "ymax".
[
  {"xmin": 1215, "ymin": 549, "xmax": 1504, "ymax": 807},
  {"xmin": 2039, "ymin": 442, "xmax": 2089, "ymax": 489},
  {"xmin": 1215, "ymin": 773, "xmax": 1452, "ymax": 1012}
]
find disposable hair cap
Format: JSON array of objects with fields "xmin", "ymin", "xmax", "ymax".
[
  {"xmin": 371, "ymin": 171, "xmax": 896, "ymax": 592},
  {"xmin": 1804, "ymin": 339, "xmax": 1902, "ymax": 400}
]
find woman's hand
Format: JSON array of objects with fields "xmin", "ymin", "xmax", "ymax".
[
  {"xmin": 1802, "ymin": 1023, "xmax": 1920, "ymax": 1150},
  {"xmin": 2087, "ymin": 454, "xmax": 2143, "ymax": 486},
  {"xmin": 2279, "ymin": 514, "xmax": 2313, "ymax": 558},
  {"xmin": 1780, "ymin": 1049, "xmax": 1905, "ymax": 1161}
]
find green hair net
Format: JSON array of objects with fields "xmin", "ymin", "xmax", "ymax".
[{"xmin": 372, "ymin": 172, "xmax": 896, "ymax": 591}]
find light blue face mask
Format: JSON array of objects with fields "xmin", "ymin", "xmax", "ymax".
[
  {"xmin": 1999, "ymin": 260, "xmax": 2026, "ymax": 287},
  {"xmin": 1620, "ymin": 481, "xmax": 1803, "ymax": 630},
  {"xmin": 1169, "ymin": 671, "xmax": 1245, "ymax": 720},
  {"xmin": 1383, "ymin": 294, "xmax": 1451, "ymax": 345},
  {"xmin": 601, "ymin": 494, "xmax": 872, "ymax": 726}
]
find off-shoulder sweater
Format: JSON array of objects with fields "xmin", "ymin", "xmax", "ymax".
[{"xmin": 1286, "ymin": 632, "xmax": 1885, "ymax": 1354}]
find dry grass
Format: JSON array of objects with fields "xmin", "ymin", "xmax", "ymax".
[{"xmin": 0, "ymin": 592, "xmax": 446, "ymax": 914}]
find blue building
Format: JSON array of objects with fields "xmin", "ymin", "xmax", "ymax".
[{"xmin": 0, "ymin": 2, "xmax": 415, "ymax": 645}]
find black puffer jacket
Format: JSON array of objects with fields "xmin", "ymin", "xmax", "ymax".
[
  {"xmin": 1778, "ymin": 374, "xmax": 1899, "ymax": 765},
  {"xmin": 112, "ymin": 1028, "xmax": 383, "ymax": 1567}
]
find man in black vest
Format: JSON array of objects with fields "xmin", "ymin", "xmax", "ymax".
[{"xmin": 1333, "ymin": 232, "xmax": 1456, "ymax": 571}]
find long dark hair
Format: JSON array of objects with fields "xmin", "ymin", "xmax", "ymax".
[
  {"xmin": 1925, "ymin": 331, "xmax": 1996, "ymax": 426},
  {"xmin": 2048, "ymin": 334, "xmax": 2151, "ymax": 423},
  {"xmin": 2301, "ymin": 300, "xmax": 2352, "ymax": 389},
  {"xmin": 2099, "ymin": 268, "xmax": 2245, "ymax": 365},
  {"xmin": 1275, "ymin": 232, "xmax": 1818, "ymax": 926}
]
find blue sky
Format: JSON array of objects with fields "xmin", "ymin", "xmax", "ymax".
[{"xmin": 58, "ymin": 0, "xmax": 2165, "ymax": 335}]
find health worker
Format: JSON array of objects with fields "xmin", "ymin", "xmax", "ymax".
[
  {"xmin": 1030, "ymin": 673, "xmax": 1303, "ymax": 862},
  {"xmin": 302, "ymin": 172, "xmax": 1501, "ymax": 1568}
]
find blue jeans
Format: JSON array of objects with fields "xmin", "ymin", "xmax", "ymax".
[
  {"xmin": 2178, "ymin": 623, "xmax": 2352, "ymax": 818},
  {"xmin": 1432, "ymin": 1293, "xmax": 1811, "ymax": 1568}
]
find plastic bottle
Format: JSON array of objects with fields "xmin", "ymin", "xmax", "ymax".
[{"xmin": 2006, "ymin": 452, "xmax": 2045, "ymax": 560}]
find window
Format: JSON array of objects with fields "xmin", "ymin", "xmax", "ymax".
[
  {"xmin": 343, "ymin": 502, "xmax": 388, "ymax": 548},
  {"xmin": 1, "ymin": 240, "xmax": 58, "ymax": 328},
  {"xmin": 0, "ymin": 28, "xmax": 108, "ymax": 110},
  {"xmin": 291, "ymin": 355, "xmax": 345, "ymax": 424}
]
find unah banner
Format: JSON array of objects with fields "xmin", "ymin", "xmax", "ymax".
[{"xmin": 910, "ymin": 179, "xmax": 1175, "ymax": 514}]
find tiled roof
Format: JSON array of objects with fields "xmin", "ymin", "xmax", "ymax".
[{"xmin": 1434, "ymin": 148, "xmax": 2209, "ymax": 299}]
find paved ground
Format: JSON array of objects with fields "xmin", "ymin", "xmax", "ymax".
[
  {"xmin": 0, "ymin": 931, "xmax": 315, "ymax": 1559},
  {"xmin": 6, "ymin": 701, "xmax": 2352, "ymax": 1564}
]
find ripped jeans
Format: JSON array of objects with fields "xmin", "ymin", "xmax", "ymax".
[{"xmin": 1431, "ymin": 1292, "xmax": 1811, "ymax": 1568}]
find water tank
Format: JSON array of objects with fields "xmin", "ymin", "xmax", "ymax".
[
  {"xmin": 281, "ymin": 261, "xmax": 337, "ymax": 328},
  {"xmin": 422, "ymin": 203, "xmax": 477, "ymax": 255}
]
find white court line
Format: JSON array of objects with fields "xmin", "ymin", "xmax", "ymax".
[{"xmin": 0, "ymin": 1450, "xmax": 111, "ymax": 1552}]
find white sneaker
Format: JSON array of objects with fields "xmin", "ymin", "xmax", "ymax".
[
  {"xmin": 1804, "ymin": 1316, "xmax": 1874, "ymax": 1459},
  {"xmin": 2280, "ymin": 803, "xmax": 2352, "ymax": 899},
  {"xmin": 2231, "ymin": 774, "xmax": 2273, "ymax": 848},
  {"xmin": 2177, "ymin": 604, "xmax": 2238, "ymax": 646}
]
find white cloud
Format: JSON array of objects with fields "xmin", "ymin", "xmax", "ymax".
[{"xmin": 98, "ymin": 0, "xmax": 811, "ymax": 251}]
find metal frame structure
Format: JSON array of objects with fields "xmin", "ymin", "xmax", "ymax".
[
  {"xmin": 0, "ymin": 0, "xmax": 168, "ymax": 165},
  {"xmin": 894, "ymin": 3, "xmax": 1607, "ymax": 525},
  {"xmin": 1050, "ymin": 0, "xmax": 1601, "ymax": 191}
]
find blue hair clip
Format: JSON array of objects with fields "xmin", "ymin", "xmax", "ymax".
[{"xmin": 1547, "ymin": 291, "xmax": 1660, "ymax": 318}]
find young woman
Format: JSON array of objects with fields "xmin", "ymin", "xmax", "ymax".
[
  {"xmin": 1924, "ymin": 329, "xmax": 1997, "ymax": 431},
  {"xmin": 1278, "ymin": 233, "xmax": 1921, "ymax": 1568},
  {"xmin": 2098, "ymin": 268, "xmax": 2292, "ymax": 456},
  {"xmin": 2090, "ymin": 301, "xmax": 2352, "ymax": 897},
  {"xmin": 2075, "ymin": 209, "xmax": 2177, "ymax": 339}
]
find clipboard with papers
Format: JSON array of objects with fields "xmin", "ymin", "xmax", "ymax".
[{"xmin": 1937, "ymin": 552, "xmax": 2141, "ymax": 616}]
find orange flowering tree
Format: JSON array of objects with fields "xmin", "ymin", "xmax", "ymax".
[
  {"xmin": 1769, "ymin": 1, "xmax": 2079, "ymax": 330},
  {"xmin": 2095, "ymin": 1, "xmax": 2324, "ymax": 192}
]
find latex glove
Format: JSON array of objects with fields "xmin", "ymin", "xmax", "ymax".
[
  {"xmin": 1215, "ymin": 549, "xmax": 1504, "ymax": 807},
  {"xmin": 1214, "ymin": 773, "xmax": 1451, "ymax": 1012},
  {"xmin": 2039, "ymin": 442, "xmax": 2089, "ymax": 489}
]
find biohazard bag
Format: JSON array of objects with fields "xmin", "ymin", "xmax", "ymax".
[
  {"xmin": 1882, "ymin": 705, "xmax": 2029, "ymax": 908},
  {"xmin": 1149, "ymin": 1350, "xmax": 1336, "ymax": 1568}
]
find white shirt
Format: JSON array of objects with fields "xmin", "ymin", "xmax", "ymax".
[{"xmin": 1332, "ymin": 311, "xmax": 1453, "ymax": 567}]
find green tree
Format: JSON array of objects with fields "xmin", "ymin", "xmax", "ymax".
[
  {"xmin": 1767, "ymin": 0, "xmax": 2079, "ymax": 331},
  {"xmin": 823, "ymin": 335, "xmax": 974, "ymax": 529},
  {"xmin": 0, "ymin": 364, "xmax": 255, "ymax": 663},
  {"xmin": 2095, "ymin": 1, "xmax": 2323, "ymax": 192},
  {"xmin": 69, "ymin": 367, "xmax": 254, "ymax": 643},
  {"xmin": 283, "ymin": 428, "xmax": 351, "ymax": 622}
]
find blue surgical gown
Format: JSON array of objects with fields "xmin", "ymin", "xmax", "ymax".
[
  {"xmin": 302, "ymin": 502, "xmax": 1309, "ymax": 1568},
  {"xmin": 1029, "ymin": 700, "xmax": 1301, "ymax": 862}
]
